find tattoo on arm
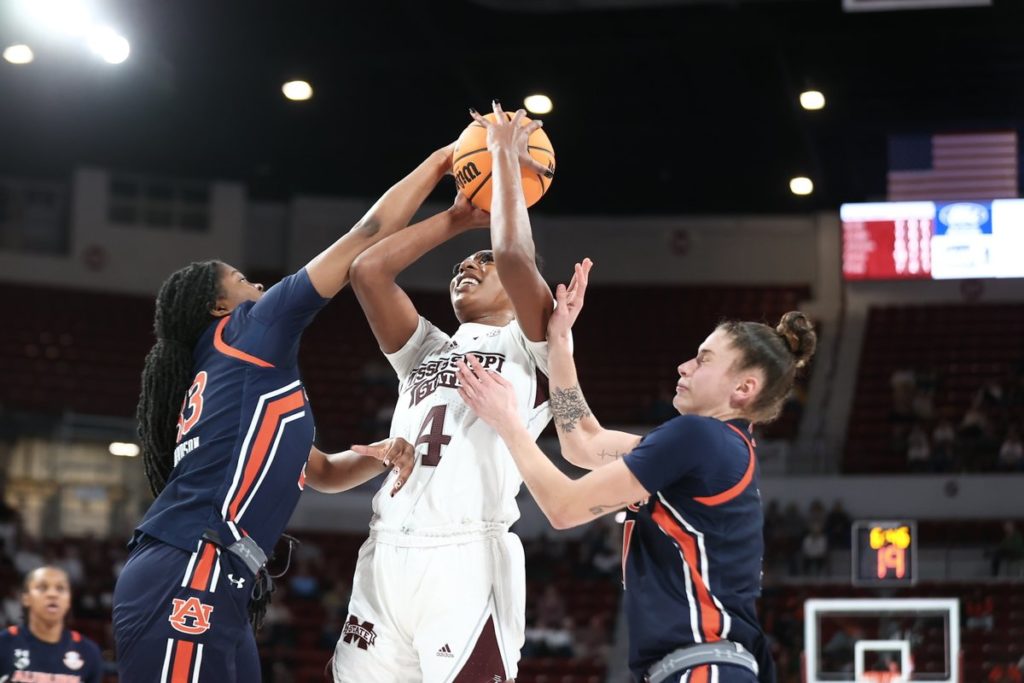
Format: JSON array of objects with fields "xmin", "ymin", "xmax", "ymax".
[
  {"xmin": 550, "ymin": 384, "xmax": 592, "ymax": 433},
  {"xmin": 597, "ymin": 449, "xmax": 625, "ymax": 462},
  {"xmin": 589, "ymin": 501, "xmax": 628, "ymax": 516}
]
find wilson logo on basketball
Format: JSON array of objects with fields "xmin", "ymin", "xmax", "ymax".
[
  {"xmin": 454, "ymin": 161, "xmax": 482, "ymax": 190},
  {"xmin": 168, "ymin": 597, "xmax": 214, "ymax": 635},
  {"xmin": 341, "ymin": 615, "xmax": 377, "ymax": 650}
]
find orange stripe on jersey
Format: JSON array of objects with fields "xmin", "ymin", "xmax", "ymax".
[
  {"xmin": 227, "ymin": 389, "xmax": 305, "ymax": 520},
  {"xmin": 651, "ymin": 502, "xmax": 722, "ymax": 642},
  {"xmin": 213, "ymin": 316, "xmax": 274, "ymax": 368},
  {"xmin": 693, "ymin": 423, "xmax": 755, "ymax": 506},
  {"xmin": 689, "ymin": 664, "xmax": 710, "ymax": 683},
  {"xmin": 189, "ymin": 542, "xmax": 217, "ymax": 591},
  {"xmin": 170, "ymin": 639, "xmax": 195, "ymax": 683},
  {"xmin": 7, "ymin": 626, "xmax": 17, "ymax": 635},
  {"xmin": 71, "ymin": 630, "xmax": 81, "ymax": 642}
]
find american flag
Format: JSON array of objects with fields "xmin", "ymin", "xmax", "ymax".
[{"xmin": 886, "ymin": 131, "xmax": 1019, "ymax": 201}]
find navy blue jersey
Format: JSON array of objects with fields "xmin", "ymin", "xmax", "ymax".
[
  {"xmin": 0, "ymin": 625, "xmax": 103, "ymax": 683},
  {"xmin": 135, "ymin": 268, "xmax": 329, "ymax": 557},
  {"xmin": 622, "ymin": 415, "xmax": 774, "ymax": 682}
]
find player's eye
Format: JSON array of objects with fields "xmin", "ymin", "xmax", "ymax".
[{"xmin": 476, "ymin": 251, "xmax": 494, "ymax": 265}]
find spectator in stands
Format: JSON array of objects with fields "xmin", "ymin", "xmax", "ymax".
[
  {"xmin": 781, "ymin": 502, "xmax": 807, "ymax": 573},
  {"xmin": 906, "ymin": 423, "xmax": 931, "ymax": 472},
  {"xmin": 824, "ymin": 500, "xmax": 852, "ymax": 550},
  {"xmin": 890, "ymin": 368, "xmax": 916, "ymax": 418},
  {"xmin": 989, "ymin": 662, "xmax": 1023, "ymax": 683},
  {"xmin": 573, "ymin": 614, "xmax": 610, "ymax": 662},
  {"xmin": 801, "ymin": 522, "xmax": 828, "ymax": 576},
  {"xmin": 321, "ymin": 578, "xmax": 350, "ymax": 620},
  {"xmin": 807, "ymin": 499, "xmax": 827, "ymax": 529},
  {"xmin": 537, "ymin": 584, "xmax": 567, "ymax": 625},
  {"xmin": 964, "ymin": 588, "xmax": 994, "ymax": 631},
  {"xmin": 287, "ymin": 558, "xmax": 321, "ymax": 600},
  {"xmin": 998, "ymin": 426, "xmax": 1024, "ymax": 471},
  {"xmin": 523, "ymin": 616, "xmax": 575, "ymax": 658},
  {"xmin": 990, "ymin": 521, "xmax": 1024, "ymax": 576},
  {"xmin": 931, "ymin": 416, "xmax": 957, "ymax": 472},
  {"xmin": 960, "ymin": 399, "xmax": 993, "ymax": 440}
]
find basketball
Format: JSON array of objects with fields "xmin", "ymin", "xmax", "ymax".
[{"xmin": 452, "ymin": 112, "xmax": 556, "ymax": 211}]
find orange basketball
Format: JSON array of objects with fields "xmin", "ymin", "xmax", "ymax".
[{"xmin": 452, "ymin": 112, "xmax": 556, "ymax": 211}]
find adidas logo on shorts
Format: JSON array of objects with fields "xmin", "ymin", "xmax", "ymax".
[{"xmin": 436, "ymin": 643, "xmax": 454, "ymax": 658}]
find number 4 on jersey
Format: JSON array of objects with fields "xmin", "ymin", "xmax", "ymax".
[{"xmin": 415, "ymin": 405, "xmax": 452, "ymax": 466}]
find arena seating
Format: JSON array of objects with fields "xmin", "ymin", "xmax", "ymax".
[
  {"xmin": 0, "ymin": 281, "xmax": 812, "ymax": 449},
  {"xmin": 845, "ymin": 303, "xmax": 1024, "ymax": 473}
]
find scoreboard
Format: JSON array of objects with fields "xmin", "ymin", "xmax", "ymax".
[
  {"xmin": 841, "ymin": 199, "xmax": 1024, "ymax": 280},
  {"xmin": 852, "ymin": 520, "xmax": 917, "ymax": 586}
]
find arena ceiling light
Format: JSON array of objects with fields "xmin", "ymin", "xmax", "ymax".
[
  {"xmin": 800, "ymin": 90, "xmax": 826, "ymax": 111},
  {"xmin": 524, "ymin": 94, "xmax": 553, "ymax": 115},
  {"xmin": 790, "ymin": 176, "xmax": 814, "ymax": 195},
  {"xmin": 109, "ymin": 442, "xmax": 140, "ymax": 457},
  {"xmin": 282, "ymin": 80, "xmax": 314, "ymax": 101},
  {"xmin": 3, "ymin": 44, "xmax": 34, "ymax": 64},
  {"xmin": 18, "ymin": 0, "xmax": 94, "ymax": 36},
  {"xmin": 87, "ymin": 26, "xmax": 130, "ymax": 64}
]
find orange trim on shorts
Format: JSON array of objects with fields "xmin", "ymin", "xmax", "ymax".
[
  {"xmin": 693, "ymin": 423, "xmax": 756, "ymax": 506},
  {"xmin": 213, "ymin": 316, "xmax": 274, "ymax": 368},
  {"xmin": 170, "ymin": 639, "xmax": 195, "ymax": 683},
  {"xmin": 689, "ymin": 664, "xmax": 711, "ymax": 683}
]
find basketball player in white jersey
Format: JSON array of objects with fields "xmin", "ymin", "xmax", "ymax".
[{"xmin": 330, "ymin": 103, "xmax": 573, "ymax": 682}]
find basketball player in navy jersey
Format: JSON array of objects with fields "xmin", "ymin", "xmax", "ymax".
[
  {"xmin": 0, "ymin": 566, "xmax": 104, "ymax": 682},
  {"xmin": 457, "ymin": 262, "xmax": 816, "ymax": 683},
  {"xmin": 112, "ymin": 143, "xmax": 468, "ymax": 681}
]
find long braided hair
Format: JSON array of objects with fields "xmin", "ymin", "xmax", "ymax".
[{"xmin": 137, "ymin": 260, "xmax": 223, "ymax": 496}]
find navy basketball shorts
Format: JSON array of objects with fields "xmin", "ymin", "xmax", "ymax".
[{"xmin": 113, "ymin": 537, "xmax": 260, "ymax": 682}]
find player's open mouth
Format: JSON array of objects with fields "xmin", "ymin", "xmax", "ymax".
[{"xmin": 455, "ymin": 277, "xmax": 480, "ymax": 291}]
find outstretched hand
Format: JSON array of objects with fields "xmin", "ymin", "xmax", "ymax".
[
  {"xmin": 351, "ymin": 436, "xmax": 416, "ymax": 496},
  {"xmin": 469, "ymin": 100, "xmax": 553, "ymax": 179},
  {"xmin": 548, "ymin": 258, "xmax": 593, "ymax": 342},
  {"xmin": 456, "ymin": 354, "xmax": 522, "ymax": 433}
]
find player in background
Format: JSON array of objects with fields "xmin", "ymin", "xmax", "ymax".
[
  {"xmin": 0, "ymin": 566, "xmax": 103, "ymax": 683},
  {"xmin": 330, "ymin": 101, "xmax": 575, "ymax": 683},
  {"xmin": 456, "ymin": 265, "xmax": 816, "ymax": 683},
  {"xmin": 111, "ymin": 142, "xmax": 461, "ymax": 681}
]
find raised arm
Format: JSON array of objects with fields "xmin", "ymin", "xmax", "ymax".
[
  {"xmin": 304, "ymin": 437, "xmax": 416, "ymax": 496},
  {"xmin": 303, "ymin": 145, "xmax": 454, "ymax": 299},
  {"xmin": 546, "ymin": 261, "xmax": 643, "ymax": 469},
  {"xmin": 349, "ymin": 194, "xmax": 489, "ymax": 353},
  {"xmin": 456, "ymin": 354, "xmax": 650, "ymax": 529},
  {"xmin": 471, "ymin": 102, "xmax": 555, "ymax": 342}
]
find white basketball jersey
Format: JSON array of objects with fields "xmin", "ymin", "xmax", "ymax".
[{"xmin": 370, "ymin": 316, "xmax": 552, "ymax": 535}]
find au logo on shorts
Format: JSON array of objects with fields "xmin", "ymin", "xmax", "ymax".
[
  {"xmin": 168, "ymin": 597, "xmax": 215, "ymax": 635},
  {"xmin": 341, "ymin": 614, "xmax": 377, "ymax": 650}
]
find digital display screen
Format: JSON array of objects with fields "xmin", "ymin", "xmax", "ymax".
[
  {"xmin": 852, "ymin": 520, "xmax": 917, "ymax": 586},
  {"xmin": 840, "ymin": 199, "xmax": 1024, "ymax": 280}
]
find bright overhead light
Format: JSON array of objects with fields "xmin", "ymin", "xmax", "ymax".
[
  {"xmin": 800, "ymin": 90, "xmax": 826, "ymax": 111},
  {"xmin": 3, "ymin": 44, "xmax": 34, "ymax": 65},
  {"xmin": 20, "ymin": 0, "xmax": 94, "ymax": 36},
  {"xmin": 109, "ymin": 442, "xmax": 140, "ymax": 457},
  {"xmin": 282, "ymin": 80, "xmax": 313, "ymax": 101},
  {"xmin": 524, "ymin": 94, "xmax": 553, "ymax": 115},
  {"xmin": 87, "ymin": 26, "xmax": 130, "ymax": 64},
  {"xmin": 790, "ymin": 177, "xmax": 814, "ymax": 196}
]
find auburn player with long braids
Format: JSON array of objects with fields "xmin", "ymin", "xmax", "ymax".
[
  {"xmin": 111, "ymin": 142, "xmax": 461, "ymax": 681},
  {"xmin": 457, "ymin": 263, "xmax": 816, "ymax": 683}
]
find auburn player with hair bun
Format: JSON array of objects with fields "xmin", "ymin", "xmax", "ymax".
[
  {"xmin": 111, "ymin": 142, "xmax": 463, "ymax": 682},
  {"xmin": 457, "ymin": 267, "xmax": 816, "ymax": 683},
  {"xmin": 0, "ymin": 566, "xmax": 104, "ymax": 683}
]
